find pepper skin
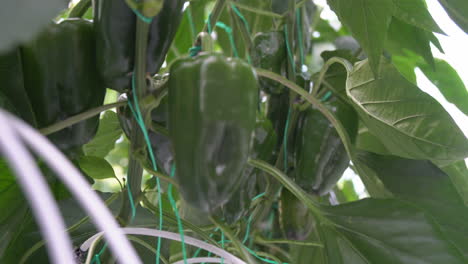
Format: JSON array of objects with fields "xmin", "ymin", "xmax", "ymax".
[
  {"xmin": 168, "ymin": 53, "xmax": 258, "ymax": 213},
  {"xmin": 251, "ymin": 31, "xmax": 287, "ymax": 94},
  {"xmin": 279, "ymin": 188, "xmax": 315, "ymax": 240},
  {"xmin": 0, "ymin": 48, "xmax": 37, "ymax": 126},
  {"xmin": 294, "ymin": 97, "xmax": 357, "ymax": 195},
  {"xmin": 221, "ymin": 115, "xmax": 277, "ymax": 224},
  {"xmin": 94, "ymin": 0, "xmax": 184, "ymax": 92},
  {"xmin": 21, "ymin": 19, "xmax": 105, "ymax": 155}
]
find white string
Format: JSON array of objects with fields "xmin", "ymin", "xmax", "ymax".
[
  {"xmin": 7, "ymin": 113, "xmax": 142, "ymax": 264},
  {"xmin": 80, "ymin": 228, "xmax": 246, "ymax": 264},
  {"xmin": 0, "ymin": 110, "xmax": 75, "ymax": 264}
]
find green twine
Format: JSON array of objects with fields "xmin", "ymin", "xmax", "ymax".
[
  {"xmin": 296, "ymin": 9, "xmax": 305, "ymax": 69},
  {"xmin": 186, "ymin": 5, "xmax": 197, "ymax": 42},
  {"xmin": 90, "ymin": 243, "xmax": 107, "ymax": 264},
  {"xmin": 215, "ymin": 21, "xmax": 239, "ymax": 58},
  {"xmin": 242, "ymin": 215, "xmax": 253, "ymax": 244},
  {"xmin": 129, "ymin": 6, "xmax": 153, "ymax": 24},
  {"xmin": 321, "ymin": 91, "xmax": 332, "ymax": 102},
  {"xmin": 283, "ymin": 25, "xmax": 296, "ymax": 75},
  {"xmin": 128, "ymin": 75, "xmax": 165, "ymax": 264},
  {"xmin": 221, "ymin": 232, "xmax": 225, "ymax": 264},
  {"xmin": 168, "ymin": 164, "xmax": 188, "ymax": 264},
  {"xmin": 252, "ymin": 192, "xmax": 266, "ymax": 201},
  {"xmin": 189, "ymin": 45, "xmax": 202, "ymax": 57},
  {"xmin": 230, "ymin": 4, "xmax": 251, "ymax": 35}
]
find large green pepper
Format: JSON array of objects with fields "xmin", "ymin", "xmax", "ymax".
[
  {"xmin": 294, "ymin": 97, "xmax": 357, "ymax": 195},
  {"xmin": 0, "ymin": 48, "xmax": 37, "ymax": 125},
  {"xmin": 251, "ymin": 31, "xmax": 287, "ymax": 94},
  {"xmin": 94, "ymin": 0, "xmax": 184, "ymax": 92},
  {"xmin": 21, "ymin": 19, "xmax": 105, "ymax": 155},
  {"xmin": 221, "ymin": 115, "xmax": 277, "ymax": 224},
  {"xmin": 168, "ymin": 53, "xmax": 258, "ymax": 213}
]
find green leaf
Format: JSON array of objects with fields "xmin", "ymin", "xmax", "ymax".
[
  {"xmin": 78, "ymin": 156, "xmax": 117, "ymax": 180},
  {"xmin": 356, "ymin": 125, "xmax": 390, "ymax": 155},
  {"xmin": 0, "ymin": 0, "xmax": 67, "ymax": 52},
  {"xmin": 392, "ymin": 0, "xmax": 444, "ymax": 33},
  {"xmin": 0, "ymin": 160, "xmax": 29, "ymax": 258},
  {"xmin": 440, "ymin": 160, "xmax": 468, "ymax": 206},
  {"xmin": 347, "ymin": 58, "xmax": 468, "ymax": 164},
  {"xmin": 83, "ymin": 111, "xmax": 122, "ymax": 158},
  {"xmin": 327, "ymin": 0, "xmax": 394, "ymax": 76},
  {"xmin": 437, "ymin": 0, "xmax": 468, "ymax": 34},
  {"xmin": 356, "ymin": 151, "xmax": 468, "ymax": 260},
  {"xmin": 386, "ymin": 17, "xmax": 434, "ymax": 67},
  {"xmin": 322, "ymin": 198, "xmax": 466, "ymax": 264},
  {"xmin": 418, "ymin": 59, "xmax": 468, "ymax": 116}
]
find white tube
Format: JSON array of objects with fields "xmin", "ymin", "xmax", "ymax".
[
  {"xmin": 172, "ymin": 257, "xmax": 226, "ymax": 264},
  {"xmin": 0, "ymin": 111, "xmax": 75, "ymax": 264},
  {"xmin": 9, "ymin": 114, "xmax": 142, "ymax": 264},
  {"xmin": 81, "ymin": 228, "xmax": 246, "ymax": 264}
]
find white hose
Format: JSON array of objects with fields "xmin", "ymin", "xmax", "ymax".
[
  {"xmin": 0, "ymin": 110, "xmax": 75, "ymax": 264},
  {"xmin": 81, "ymin": 228, "xmax": 246, "ymax": 264},
  {"xmin": 8, "ymin": 113, "xmax": 142, "ymax": 264}
]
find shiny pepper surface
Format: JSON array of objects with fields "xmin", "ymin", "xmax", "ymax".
[
  {"xmin": 294, "ymin": 97, "xmax": 357, "ymax": 195},
  {"xmin": 168, "ymin": 53, "xmax": 258, "ymax": 213},
  {"xmin": 251, "ymin": 31, "xmax": 286, "ymax": 94},
  {"xmin": 21, "ymin": 19, "xmax": 105, "ymax": 154},
  {"xmin": 94, "ymin": 0, "xmax": 184, "ymax": 92}
]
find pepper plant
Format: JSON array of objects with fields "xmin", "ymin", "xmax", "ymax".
[{"xmin": 1, "ymin": 0, "xmax": 468, "ymax": 263}]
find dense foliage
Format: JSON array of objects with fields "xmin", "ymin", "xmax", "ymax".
[{"xmin": 0, "ymin": 0, "xmax": 467, "ymax": 263}]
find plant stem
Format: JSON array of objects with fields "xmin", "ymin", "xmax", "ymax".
[
  {"xmin": 40, "ymin": 101, "xmax": 126, "ymax": 135},
  {"xmin": 69, "ymin": 0, "xmax": 92, "ymax": 18},
  {"xmin": 118, "ymin": 18, "xmax": 150, "ymax": 225},
  {"xmin": 201, "ymin": 0, "xmax": 227, "ymax": 37}
]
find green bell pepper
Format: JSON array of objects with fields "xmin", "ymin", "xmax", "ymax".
[
  {"xmin": 294, "ymin": 97, "xmax": 357, "ymax": 196},
  {"xmin": 168, "ymin": 53, "xmax": 258, "ymax": 213},
  {"xmin": 94, "ymin": 0, "xmax": 184, "ymax": 92},
  {"xmin": 0, "ymin": 48, "xmax": 37, "ymax": 126},
  {"xmin": 20, "ymin": 19, "xmax": 105, "ymax": 155},
  {"xmin": 251, "ymin": 31, "xmax": 287, "ymax": 94}
]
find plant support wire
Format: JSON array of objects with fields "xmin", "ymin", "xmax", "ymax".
[
  {"xmin": 0, "ymin": 110, "xmax": 75, "ymax": 264},
  {"xmin": 80, "ymin": 228, "xmax": 247, "ymax": 264},
  {"xmin": 3, "ymin": 111, "xmax": 142, "ymax": 264}
]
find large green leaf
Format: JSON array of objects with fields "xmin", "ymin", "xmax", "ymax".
[
  {"xmin": 0, "ymin": 0, "xmax": 67, "ymax": 52},
  {"xmin": 327, "ymin": 0, "xmax": 394, "ymax": 76},
  {"xmin": 356, "ymin": 151, "xmax": 468, "ymax": 260},
  {"xmin": 392, "ymin": 0, "xmax": 443, "ymax": 33},
  {"xmin": 440, "ymin": 160, "xmax": 468, "ymax": 206},
  {"xmin": 321, "ymin": 198, "xmax": 466, "ymax": 264},
  {"xmin": 437, "ymin": 0, "xmax": 468, "ymax": 34},
  {"xmin": 83, "ymin": 111, "xmax": 122, "ymax": 158},
  {"xmin": 385, "ymin": 18, "xmax": 434, "ymax": 67},
  {"xmin": 419, "ymin": 59, "xmax": 468, "ymax": 116},
  {"xmin": 346, "ymin": 59, "xmax": 468, "ymax": 164}
]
